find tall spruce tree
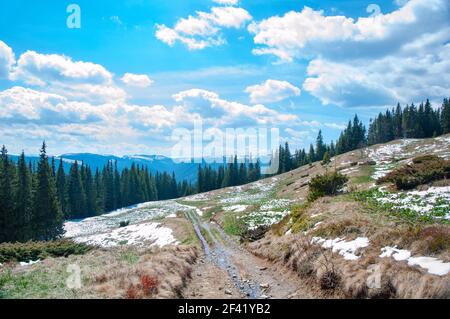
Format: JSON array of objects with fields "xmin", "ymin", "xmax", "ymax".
[
  {"xmin": 56, "ymin": 158, "xmax": 66, "ymax": 216},
  {"xmin": 0, "ymin": 146, "xmax": 15, "ymax": 242},
  {"xmin": 67, "ymin": 161, "xmax": 87, "ymax": 219},
  {"xmin": 32, "ymin": 142, "xmax": 63, "ymax": 240},
  {"xmin": 14, "ymin": 152, "xmax": 33, "ymax": 242}
]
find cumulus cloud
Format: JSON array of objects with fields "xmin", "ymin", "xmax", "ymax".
[
  {"xmin": 9, "ymin": 50, "xmax": 126, "ymax": 104},
  {"xmin": 0, "ymin": 87, "xmax": 105, "ymax": 124},
  {"xmin": 303, "ymin": 43, "xmax": 450, "ymax": 107},
  {"xmin": 249, "ymin": 0, "xmax": 450, "ymax": 107},
  {"xmin": 121, "ymin": 73, "xmax": 154, "ymax": 88},
  {"xmin": 12, "ymin": 51, "xmax": 113, "ymax": 86},
  {"xmin": 0, "ymin": 40, "xmax": 15, "ymax": 79},
  {"xmin": 173, "ymin": 88, "xmax": 297, "ymax": 126},
  {"xmin": 249, "ymin": 0, "xmax": 449, "ymax": 62},
  {"xmin": 156, "ymin": 6, "xmax": 252, "ymax": 50},
  {"xmin": 245, "ymin": 79, "xmax": 301, "ymax": 104}
]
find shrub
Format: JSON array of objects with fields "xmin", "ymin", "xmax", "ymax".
[
  {"xmin": 290, "ymin": 204, "xmax": 311, "ymax": 233},
  {"xmin": 119, "ymin": 220, "xmax": 130, "ymax": 228},
  {"xmin": 307, "ymin": 171, "xmax": 348, "ymax": 202},
  {"xmin": 320, "ymin": 270, "xmax": 341, "ymax": 290},
  {"xmin": 0, "ymin": 240, "xmax": 92, "ymax": 263},
  {"xmin": 140, "ymin": 275, "xmax": 159, "ymax": 296},
  {"xmin": 377, "ymin": 155, "xmax": 450, "ymax": 190},
  {"xmin": 321, "ymin": 152, "xmax": 331, "ymax": 166},
  {"xmin": 125, "ymin": 274, "xmax": 160, "ymax": 299},
  {"xmin": 241, "ymin": 226, "xmax": 269, "ymax": 242},
  {"xmin": 420, "ymin": 226, "xmax": 450, "ymax": 254}
]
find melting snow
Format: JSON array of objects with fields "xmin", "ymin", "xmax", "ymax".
[
  {"xmin": 184, "ymin": 193, "xmax": 210, "ymax": 202},
  {"xmin": 312, "ymin": 237, "xmax": 370, "ymax": 260},
  {"xmin": 71, "ymin": 222, "xmax": 178, "ymax": 248},
  {"xmin": 223, "ymin": 205, "xmax": 249, "ymax": 213},
  {"xmin": 380, "ymin": 246, "xmax": 411, "ymax": 261},
  {"xmin": 20, "ymin": 260, "xmax": 41, "ymax": 266},
  {"xmin": 375, "ymin": 186, "xmax": 450, "ymax": 219},
  {"xmin": 380, "ymin": 246, "xmax": 450, "ymax": 276},
  {"xmin": 259, "ymin": 199, "xmax": 293, "ymax": 211},
  {"xmin": 241, "ymin": 210, "xmax": 290, "ymax": 230}
]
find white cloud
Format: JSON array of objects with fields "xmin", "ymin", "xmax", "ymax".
[
  {"xmin": 121, "ymin": 73, "xmax": 154, "ymax": 88},
  {"xmin": 213, "ymin": 0, "xmax": 239, "ymax": 5},
  {"xmin": 249, "ymin": 0, "xmax": 449, "ymax": 62},
  {"xmin": 10, "ymin": 50, "xmax": 126, "ymax": 104},
  {"xmin": 0, "ymin": 86, "xmax": 105, "ymax": 124},
  {"xmin": 156, "ymin": 6, "xmax": 252, "ymax": 50},
  {"xmin": 173, "ymin": 88, "xmax": 297, "ymax": 126},
  {"xmin": 245, "ymin": 79, "xmax": 301, "ymax": 104},
  {"xmin": 0, "ymin": 40, "xmax": 15, "ymax": 79},
  {"xmin": 303, "ymin": 43, "xmax": 450, "ymax": 107},
  {"xmin": 12, "ymin": 51, "xmax": 113, "ymax": 86},
  {"xmin": 249, "ymin": 0, "xmax": 450, "ymax": 107}
]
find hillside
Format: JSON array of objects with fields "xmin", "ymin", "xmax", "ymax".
[{"xmin": 1, "ymin": 135, "xmax": 449, "ymax": 299}]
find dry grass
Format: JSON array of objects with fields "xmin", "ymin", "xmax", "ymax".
[
  {"xmin": 247, "ymin": 196, "xmax": 450, "ymax": 299},
  {"xmin": 86, "ymin": 246, "xmax": 199, "ymax": 299},
  {"xmin": 1, "ymin": 245, "xmax": 199, "ymax": 299}
]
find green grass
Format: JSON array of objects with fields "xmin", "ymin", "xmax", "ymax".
[
  {"xmin": 352, "ymin": 165, "xmax": 375, "ymax": 184},
  {"xmin": 0, "ymin": 262, "xmax": 78, "ymax": 299},
  {"xmin": 352, "ymin": 189, "xmax": 450, "ymax": 225},
  {"xmin": 0, "ymin": 240, "xmax": 93, "ymax": 264},
  {"xmin": 222, "ymin": 214, "xmax": 246, "ymax": 236},
  {"xmin": 118, "ymin": 250, "xmax": 140, "ymax": 264}
]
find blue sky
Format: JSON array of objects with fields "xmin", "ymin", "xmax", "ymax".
[{"xmin": 0, "ymin": 0, "xmax": 448, "ymax": 157}]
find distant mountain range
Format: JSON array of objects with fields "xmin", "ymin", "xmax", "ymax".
[{"xmin": 9, "ymin": 153, "xmax": 220, "ymax": 182}]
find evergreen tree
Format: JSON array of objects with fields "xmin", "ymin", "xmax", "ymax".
[
  {"xmin": 0, "ymin": 146, "xmax": 15, "ymax": 242},
  {"xmin": 32, "ymin": 142, "xmax": 63, "ymax": 240},
  {"xmin": 14, "ymin": 152, "xmax": 33, "ymax": 242},
  {"xmin": 56, "ymin": 158, "xmax": 66, "ymax": 216},
  {"xmin": 315, "ymin": 130, "xmax": 326, "ymax": 162},
  {"xmin": 67, "ymin": 161, "xmax": 87, "ymax": 219},
  {"xmin": 442, "ymin": 98, "xmax": 450, "ymax": 134}
]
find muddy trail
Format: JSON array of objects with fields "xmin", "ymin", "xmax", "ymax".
[{"xmin": 183, "ymin": 210, "xmax": 310, "ymax": 299}]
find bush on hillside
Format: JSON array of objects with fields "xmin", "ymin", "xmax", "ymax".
[
  {"xmin": 308, "ymin": 171, "xmax": 348, "ymax": 202},
  {"xmin": 0, "ymin": 240, "xmax": 93, "ymax": 263},
  {"xmin": 377, "ymin": 155, "xmax": 450, "ymax": 190}
]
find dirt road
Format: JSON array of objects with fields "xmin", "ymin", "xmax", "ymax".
[{"xmin": 183, "ymin": 210, "xmax": 311, "ymax": 299}]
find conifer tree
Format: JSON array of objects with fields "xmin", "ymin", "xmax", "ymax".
[
  {"xmin": 14, "ymin": 152, "xmax": 33, "ymax": 241},
  {"xmin": 0, "ymin": 146, "xmax": 15, "ymax": 242},
  {"xmin": 32, "ymin": 142, "xmax": 63, "ymax": 240}
]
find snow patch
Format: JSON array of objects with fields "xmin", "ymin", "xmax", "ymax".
[
  {"xmin": 184, "ymin": 193, "xmax": 210, "ymax": 201},
  {"xmin": 241, "ymin": 210, "xmax": 290, "ymax": 230},
  {"xmin": 312, "ymin": 237, "xmax": 370, "ymax": 261},
  {"xmin": 380, "ymin": 246, "xmax": 450, "ymax": 276},
  {"xmin": 20, "ymin": 260, "xmax": 41, "ymax": 267},
  {"xmin": 72, "ymin": 222, "xmax": 178, "ymax": 248},
  {"xmin": 223, "ymin": 205, "xmax": 248, "ymax": 213},
  {"xmin": 375, "ymin": 186, "xmax": 450, "ymax": 219},
  {"xmin": 259, "ymin": 199, "xmax": 293, "ymax": 211}
]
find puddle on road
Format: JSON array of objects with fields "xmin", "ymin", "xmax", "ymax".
[{"xmin": 185, "ymin": 210, "xmax": 261, "ymax": 299}]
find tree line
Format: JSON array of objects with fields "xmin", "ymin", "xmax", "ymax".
[
  {"xmin": 0, "ymin": 143, "xmax": 196, "ymax": 243},
  {"xmin": 277, "ymin": 98, "xmax": 450, "ymax": 174},
  {"xmin": 197, "ymin": 156, "xmax": 262, "ymax": 193},
  {"xmin": 278, "ymin": 115, "xmax": 367, "ymax": 174},
  {"xmin": 367, "ymin": 99, "xmax": 450, "ymax": 145}
]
